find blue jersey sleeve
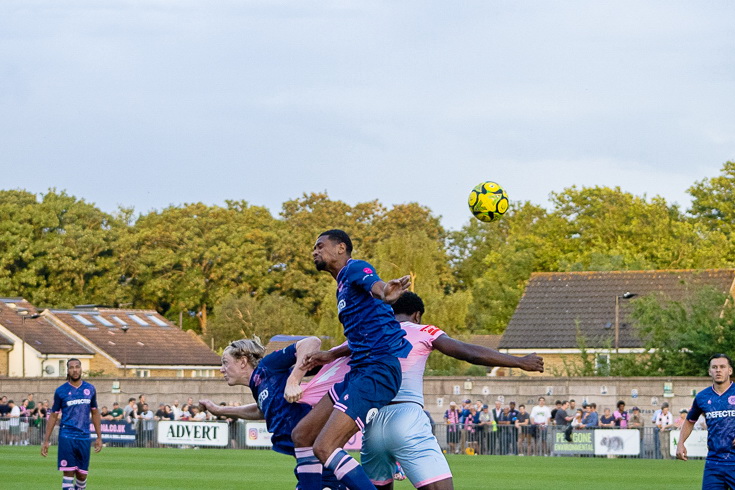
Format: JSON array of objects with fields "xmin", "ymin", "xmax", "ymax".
[
  {"xmin": 260, "ymin": 343, "xmax": 298, "ymax": 374},
  {"xmin": 687, "ymin": 396, "xmax": 703, "ymax": 422},
  {"xmin": 344, "ymin": 260, "xmax": 382, "ymax": 294},
  {"xmin": 90, "ymin": 387, "xmax": 98, "ymax": 411},
  {"xmin": 51, "ymin": 390, "xmax": 62, "ymax": 413}
]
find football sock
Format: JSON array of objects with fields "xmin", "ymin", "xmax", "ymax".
[
  {"xmin": 325, "ymin": 448, "xmax": 376, "ymax": 490},
  {"xmin": 75, "ymin": 477, "xmax": 87, "ymax": 490},
  {"xmin": 62, "ymin": 476, "xmax": 74, "ymax": 489},
  {"xmin": 294, "ymin": 447, "xmax": 323, "ymax": 489}
]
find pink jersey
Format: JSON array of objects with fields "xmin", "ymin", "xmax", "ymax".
[
  {"xmin": 393, "ymin": 321, "xmax": 446, "ymax": 405},
  {"xmin": 298, "ymin": 343, "xmax": 352, "ymax": 406}
]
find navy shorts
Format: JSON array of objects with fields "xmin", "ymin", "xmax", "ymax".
[
  {"xmin": 328, "ymin": 355, "xmax": 401, "ymax": 431},
  {"xmin": 58, "ymin": 435, "xmax": 91, "ymax": 474},
  {"xmin": 702, "ymin": 462, "xmax": 735, "ymax": 490}
]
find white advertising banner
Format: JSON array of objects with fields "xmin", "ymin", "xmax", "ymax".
[
  {"xmin": 157, "ymin": 421, "xmax": 229, "ymax": 447},
  {"xmin": 670, "ymin": 429, "xmax": 708, "ymax": 458},
  {"xmin": 593, "ymin": 429, "xmax": 641, "ymax": 456},
  {"xmin": 246, "ymin": 422, "xmax": 273, "ymax": 448}
]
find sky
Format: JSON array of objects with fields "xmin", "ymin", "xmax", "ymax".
[{"xmin": 1, "ymin": 1, "xmax": 734, "ymax": 230}]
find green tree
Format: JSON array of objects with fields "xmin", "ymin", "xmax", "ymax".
[
  {"xmin": 206, "ymin": 294, "xmax": 318, "ymax": 350},
  {"xmin": 0, "ymin": 189, "xmax": 124, "ymax": 307},
  {"xmin": 120, "ymin": 201, "xmax": 279, "ymax": 334},
  {"xmin": 612, "ymin": 286, "xmax": 735, "ymax": 376}
]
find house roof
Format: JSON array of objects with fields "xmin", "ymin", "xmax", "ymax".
[
  {"xmin": 264, "ymin": 335, "xmax": 308, "ymax": 356},
  {"xmin": 499, "ymin": 269, "xmax": 735, "ymax": 350},
  {"xmin": 0, "ymin": 299, "xmax": 93, "ymax": 355},
  {"xmin": 0, "ymin": 331, "xmax": 13, "ymax": 348},
  {"xmin": 468, "ymin": 335, "xmax": 502, "ymax": 351},
  {"xmin": 46, "ymin": 308, "xmax": 221, "ymax": 367}
]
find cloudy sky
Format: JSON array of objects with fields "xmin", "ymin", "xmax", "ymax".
[{"xmin": 2, "ymin": 1, "xmax": 734, "ymax": 230}]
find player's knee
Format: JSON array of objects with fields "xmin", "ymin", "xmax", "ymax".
[
  {"xmin": 291, "ymin": 423, "xmax": 309, "ymax": 447},
  {"xmin": 312, "ymin": 441, "xmax": 334, "ymax": 464}
]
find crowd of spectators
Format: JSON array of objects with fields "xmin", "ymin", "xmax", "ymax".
[
  {"xmin": 0, "ymin": 392, "xmax": 245, "ymax": 448},
  {"xmin": 441, "ymin": 396, "xmax": 703, "ymax": 458}
]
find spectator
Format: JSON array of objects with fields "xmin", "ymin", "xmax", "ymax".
[
  {"xmin": 109, "ymin": 402, "xmax": 124, "ymax": 421},
  {"xmin": 555, "ymin": 400, "xmax": 573, "ymax": 442},
  {"xmin": 154, "ymin": 403, "xmax": 167, "ymax": 420},
  {"xmin": 629, "ymin": 406, "xmax": 645, "ymax": 454},
  {"xmin": 674, "ymin": 409, "xmax": 689, "ymax": 430},
  {"xmin": 583, "ymin": 403, "xmax": 599, "ymax": 428},
  {"xmin": 530, "ymin": 396, "xmax": 552, "ymax": 455},
  {"xmin": 137, "ymin": 403, "xmax": 155, "ymax": 447},
  {"xmin": 475, "ymin": 400, "xmax": 484, "ymax": 412},
  {"xmin": 162, "ymin": 405, "xmax": 175, "ymax": 421},
  {"xmin": 8, "ymin": 400, "xmax": 20, "ymax": 445},
  {"xmin": 26, "ymin": 394, "xmax": 36, "ymax": 412},
  {"xmin": 136, "ymin": 395, "xmax": 147, "ymax": 414},
  {"xmin": 569, "ymin": 399, "xmax": 577, "ymax": 412},
  {"xmin": 478, "ymin": 404, "xmax": 494, "ymax": 454},
  {"xmin": 515, "ymin": 404, "xmax": 533, "ymax": 456},
  {"xmin": 0, "ymin": 396, "xmax": 10, "ymax": 445},
  {"xmin": 550, "ymin": 400, "xmax": 562, "ymax": 424},
  {"xmin": 571, "ymin": 409, "xmax": 584, "ymax": 429},
  {"xmin": 498, "ymin": 406, "xmax": 518, "ymax": 455},
  {"xmin": 19, "ymin": 399, "xmax": 31, "ymax": 445},
  {"xmin": 180, "ymin": 404, "xmax": 192, "ymax": 421},
  {"xmin": 124, "ymin": 398, "xmax": 138, "ymax": 427},
  {"xmin": 191, "ymin": 406, "xmax": 208, "ymax": 421},
  {"xmin": 464, "ymin": 405, "xmax": 480, "ymax": 454},
  {"xmin": 100, "ymin": 406, "xmax": 113, "ymax": 421},
  {"xmin": 171, "ymin": 399, "xmax": 183, "ymax": 420},
  {"xmin": 614, "ymin": 400, "xmax": 629, "ymax": 428},
  {"xmin": 656, "ymin": 402, "xmax": 675, "ymax": 459},
  {"xmin": 443, "ymin": 401, "xmax": 461, "ymax": 454},
  {"xmin": 599, "ymin": 408, "xmax": 616, "ymax": 428}
]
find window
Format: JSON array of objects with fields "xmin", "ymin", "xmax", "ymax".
[
  {"xmin": 128, "ymin": 314, "xmax": 149, "ymax": 326},
  {"xmin": 191, "ymin": 369, "xmax": 215, "ymax": 378},
  {"xmin": 147, "ymin": 315, "xmax": 169, "ymax": 327},
  {"xmin": 112, "ymin": 316, "xmax": 128, "ymax": 326},
  {"xmin": 135, "ymin": 369, "xmax": 151, "ymax": 378},
  {"xmin": 176, "ymin": 370, "xmax": 184, "ymax": 378},
  {"xmin": 94, "ymin": 316, "xmax": 114, "ymax": 327},
  {"xmin": 73, "ymin": 314, "xmax": 94, "ymax": 326}
]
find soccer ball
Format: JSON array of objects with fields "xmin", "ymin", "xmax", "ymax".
[{"xmin": 467, "ymin": 181, "xmax": 509, "ymax": 222}]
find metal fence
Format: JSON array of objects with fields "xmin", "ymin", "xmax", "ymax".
[{"xmin": 0, "ymin": 417, "xmax": 703, "ymax": 460}]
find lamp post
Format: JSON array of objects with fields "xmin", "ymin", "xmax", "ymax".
[
  {"xmin": 121, "ymin": 324, "xmax": 129, "ymax": 377},
  {"xmin": 18, "ymin": 310, "xmax": 41, "ymax": 378},
  {"xmin": 615, "ymin": 292, "xmax": 638, "ymax": 353}
]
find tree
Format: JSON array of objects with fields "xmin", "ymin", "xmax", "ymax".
[
  {"xmin": 206, "ymin": 294, "xmax": 318, "ymax": 350},
  {"xmin": 0, "ymin": 189, "xmax": 124, "ymax": 307},
  {"xmin": 120, "ymin": 201, "xmax": 279, "ymax": 334},
  {"xmin": 612, "ymin": 286, "xmax": 735, "ymax": 376}
]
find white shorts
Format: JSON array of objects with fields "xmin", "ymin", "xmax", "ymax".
[{"xmin": 361, "ymin": 402, "xmax": 452, "ymax": 488}]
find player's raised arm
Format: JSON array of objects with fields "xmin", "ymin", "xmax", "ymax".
[
  {"xmin": 371, "ymin": 275, "xmax": 411, "ymax": 304},
  {"xmin": 285, "ymin": 337, "xmax": 322, "ymax": 403},
  {"xmin": 199, "ymin": 400, "xmax": 264, "ymax": 420},
  {"xmin": 432, "ymin": 335, "xmax": 544, "ymax": 373},
  {"xmin": 301, "ymin": 343, "xmax": 351, "ymax": 372}
]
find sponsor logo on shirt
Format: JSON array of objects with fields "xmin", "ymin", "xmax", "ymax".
[
  {"xmin": 363, "ymin": 268, "xmax": 373, "ymax": 274},
  {"xmin": 705, "ymin": 410, "xmax": 735, "ymax": 419},
  {"xmin": 84, "ymin": 389, "xmax": 90, "ymax": 396},
  {"xmin": 257, "ymin": 389, "xmax": 269, "ymax": 408},
  {"xmin": 338, "ymin": 299, "xmax": 346, "ymax": 312},
  {"xmin": 67, "ymin": 399, "xmax": 91, "ymax": 407},
  {"xmin": 728, "ymin": 396, "xmax": 735, "ymax": 405}
]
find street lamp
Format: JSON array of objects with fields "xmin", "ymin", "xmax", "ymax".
[
  {"xmin": 18, "ymin": 309, "xmax": 41, "ymax": 378},
  {"xmin": 615, "ymin": 292, "xmax": 637, "ymax": 353},
  {"xmin": 121, "ymin": 324, "xmax": 129, "ymax": 377}
]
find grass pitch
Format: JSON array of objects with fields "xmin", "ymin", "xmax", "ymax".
[{"xmin": 0, "ymin": 445, "xmax": 703, "ymax": 489}]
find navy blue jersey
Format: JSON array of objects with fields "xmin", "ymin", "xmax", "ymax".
[
  {"xmin": 50, "ymin": 381, "xmax": 98, "ymax": 439},
  {"xmin": 688, "ymin": 381, "xmax": 735, "ymax": 465},
  {"xmin": 336, "ymin": 259, "xmax": 411, "ymax": 363},
  {"xmin": 250, "ymin": 344, "xmax": 311, "ymax": 456}
]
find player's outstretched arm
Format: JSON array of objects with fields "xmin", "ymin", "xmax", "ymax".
[
  {"xmin": 199, "ymin": 400, "xmax": 264, "ymax": 420},
  {"xmin": 676, "ymin": 419, "xmax": 695, "ymax": 461},
  {"xmin": 40, "ymin": 412, "xmax": 60, "ymax": 457},
  {"xmin": 433, "ymin": 334, "xmax": 544, "ymax": 373},
  {"xmin": 91, "ymin": 408, "xmax": 103, "ymax": 453},
  {"xmin": 285, "ymin": 337, "xmax": 322, "ymax": 403},
  {"xmin": 371, "ymin": 275, "xmax": 411, "ymax": 304}
]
